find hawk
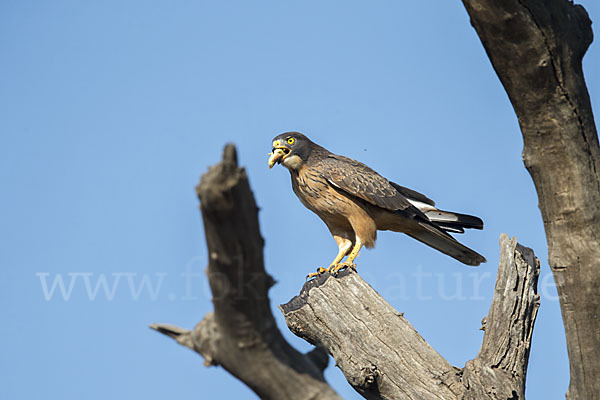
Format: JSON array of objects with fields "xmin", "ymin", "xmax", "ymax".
[{"xmin": 268, "ymin": 132, "xmax": 485, "ymax": 278}]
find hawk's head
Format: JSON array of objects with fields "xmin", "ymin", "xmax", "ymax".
[{"xmin": 268, "ymin": 132, "xmax": 313, "ymax": 170}]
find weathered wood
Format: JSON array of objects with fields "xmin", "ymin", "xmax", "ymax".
[
  {"xmin": 461, "ymin": 235, "xmax": 540, "ymax": 400},
  {"xmin": 282, "ymin": 268, "xmax": 461, "ymax": 400},
  {"xmin": 461, "ymin": 1, "xmax": 600, "ymax": 398},
  {"xmin": 281, "ymin": 234, "xmax": 540, "ymax": 400},
  {"xmin": 151, "ymin": 144, "xmax": 341, "ymax": 400}
]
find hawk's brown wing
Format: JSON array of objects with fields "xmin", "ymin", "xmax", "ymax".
[
  {"xmin": 318, "ymin": 154, "xmax": 486, "ymax": 266},
  {"xmin": 319, "ymin": 154, "xmax": 426, "ymax": 219}
]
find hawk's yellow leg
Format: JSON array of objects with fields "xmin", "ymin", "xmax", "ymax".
[
  {"xmin": 329, "ymin": 239, "xmax": 363, "ymax": 275},
  {"xmin": 329, "ymin": 239, "xmax": 353, "ymax": 266},
  {"xmin": 306, "ymin": 238, "xmax": 352, "ymax": 279}
]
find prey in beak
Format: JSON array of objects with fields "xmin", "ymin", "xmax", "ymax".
[{"xmin": 268, "ymin": 141, "xmax": 291, "ymax": 168}]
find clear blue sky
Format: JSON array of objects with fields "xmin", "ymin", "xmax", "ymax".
[{"xmin": 1, "ymin": 1, "xmax": 598, "ymax": 399}]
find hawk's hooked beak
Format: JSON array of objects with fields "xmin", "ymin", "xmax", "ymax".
[{"xmin": 268, "ymin": 141, "xmax": 291, "ymax": 168}]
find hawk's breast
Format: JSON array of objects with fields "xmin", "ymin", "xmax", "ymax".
[{"xmin": 290, "ymin": 166, "xmax": 352, "ymax": 218}]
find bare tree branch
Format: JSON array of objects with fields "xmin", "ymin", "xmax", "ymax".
[
  {"xmin": 281, "ymin": 234, "xmax": 540, "ymax": 400},
  {"xmin": 461, "ymin": 236, "xmax": 540, "ymax": 400},
  {"xmin": 151, "ymin": 144, "xmax": 341, "ymax": 400},
  {"xmin": 461, "ymin": 1, "xmax": 600, "ymax": 398}
]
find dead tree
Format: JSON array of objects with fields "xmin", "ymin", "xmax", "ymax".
[
  {"xmin": 153, "ymin": 144, "xmax": 540, "ymax": 399},
  {"xmin": 151, "ymin": 1, "xmax": 598, "ymax": 398},
  {"xmin": 461, "ymin": 1, "xmax": 600, "ymax": 398}
]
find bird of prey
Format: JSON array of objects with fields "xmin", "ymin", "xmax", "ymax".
[{"xmin": 268, "ymin": 132, "xmax": 485, "ymax": 278}]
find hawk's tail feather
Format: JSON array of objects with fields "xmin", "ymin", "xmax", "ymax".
[
  {"xmin": 406, "ymin": 222, "xmax": 486, "ymax": 266},
  {"xmin": 425, "ymin": 209, "xmax": 484, "ymax": 233}
]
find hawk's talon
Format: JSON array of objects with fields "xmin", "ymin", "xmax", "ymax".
[
  {"xmin": 306, "ymin": 267, "xmax": 328, "ymax": 281},
  {"xmin": 330, "ymin": 262, "xmax": 357, "ymax": 277}
]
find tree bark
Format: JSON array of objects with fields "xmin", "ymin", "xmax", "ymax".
[
  {"xmin": 150, "ymin": 144, "xmax": 341, "ymax": 400},
  {"xmin": 461, "ymin": 1, "xmax": 600, "ymax": 398},
  {"xmin": 281, "ymin": 234, "xmax": 540, "ymax": 400}
]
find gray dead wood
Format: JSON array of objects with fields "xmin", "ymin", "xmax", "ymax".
[
  {"xmin": 150, "ymin": 144, "xmax": 341, "ymax": 400},
  {"xmin": 461, "ymin": 1, "xmax": 600, "ymax": 398},
  {"xmin": 281, "ymin": 234, "xmax": 540, "ymax": 400}
]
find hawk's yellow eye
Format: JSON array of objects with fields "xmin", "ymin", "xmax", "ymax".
[{"xmin": 287, "ymin": 137, "xmax": 295, "ymax": 145}]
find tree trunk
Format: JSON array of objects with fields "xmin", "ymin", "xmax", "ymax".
[
  {"xmin": 461, "ymin": 1, "xmax": 600, "ymax": 398},
  {"xmin": 281, "ymin": 234, "xmax": 540, "ymax": 400},
  {"xmin": 151, "ymin": 144, "xmax": 341, "ymax": 400}
]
